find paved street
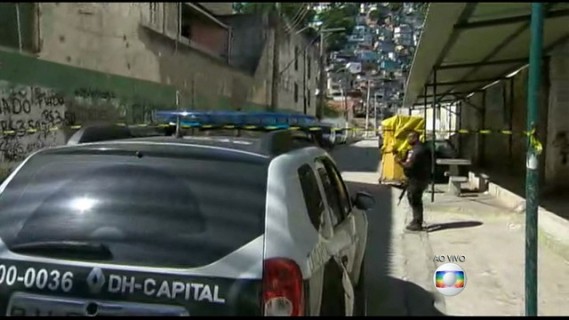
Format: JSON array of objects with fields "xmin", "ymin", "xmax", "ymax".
[
  {"xmin": 331, "ymin": 139, "xmax": 444, "ymax": 316},
  {"xmin": 332, "ymin": 139, "xmax": 569, "ymax": 316}
]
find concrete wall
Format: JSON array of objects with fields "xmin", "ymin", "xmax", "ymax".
[
  {"xmin": 546, "ymin": 41, "xmax": 569, "ymax": 189},
  {"xmin": 37, "ymin": 3, "xmax": 268, "ymax": 110},
  {"xmin": 458, "ymin": 92, "xmax": 484, "ymax": 166},
  {"xmin": 276, "ymin": 31, "xmax": 320, "ymax": 115},
  {"xmin": 0, "ymin": 49, "xmax": 177, "ymax": 174},
  {"xmin": 198, "ymin": 3, "xmax": 233, "ymax": 16},
  {"xmin": 189, "ymin": 19, "xmax": 228, "ymax": 57},
  {"xmin": 223, "ymin": 14, "xmax": 268, "ymax": 75},
  {"xmin": 0, "ymin": 3, "xmax": 280, "ymax": 174},
  {"xmin": 0, "ymin": 3, "xmax": 322, "ymax": 173},
  {"xmin": 0, "ymin": 81, "xmax": 67, "ymax": 168},
  {"xmin": 459, "ymin": 65, "xmax": 549, "ymax": 188},
  {"xmin": 457, "ymin": 38, "xmax": 569, "ymax": 191},
  {"xmin": 482, "ymin": 83, "xmax": 509, "ymax": 169}
]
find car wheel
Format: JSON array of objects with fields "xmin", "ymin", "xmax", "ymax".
[
  {"xmin": 354, "ymin": 258, "xmax": 367, "ymax": 316},
  {"xmin": 320, "ymin": 262, "xmax": 346, "ymax": 316}
]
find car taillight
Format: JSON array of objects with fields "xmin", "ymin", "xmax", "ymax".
[{"xmin": 262, "ymin": 258, "xmax": 304, "ymax": 316}]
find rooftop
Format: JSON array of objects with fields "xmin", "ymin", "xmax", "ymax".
[{"xmin": 403, "ymin": 3, "xmax": 569, "ymax": 107}]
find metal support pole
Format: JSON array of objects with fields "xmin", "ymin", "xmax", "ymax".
[
  {"xmin": 175, "ymin": 90, "xmax": 181, "ymax": 137},
  {"xmin": 15, "ymin": 3, "xmax": 23, "ymax": 53},
  {"xmin": 365, "ymin": 80, "xmax": 371, "ymax": 133},
  {"xmin": 457, "ymin": 101, "xmax": 463, "ymax": 156},
  {"xmin": 344, "ymin": 70, "xmax": 349, "ymax": 121},
  {"xmin": 423, "ymin": 86, "xmax": 428, "ymax": 141},
  {"xmin": 317, "ymin": 31, "xmax": 325, "ymax": 120},
  {"xmin": 448, "ymin": 102, "xmax": 452, "ymax": 133},
  {"xmin": 175, "ymin": 3, "xmax": 181, "ymax": 53},
  {"xmin": 431, "ymin": 70, "xmax": 437, "ymax": 202},
  {"xmin": 373, "ymin": 95, "xmax": 378, "ymax": 129},
  {"xmin": 303, "ymin": 50, "xmax": 308, "ymax": 115},
  {"xmin": 480, "ymin": 91, "xmax": 487, "ymax": 167},
  {"xmin": 525, "ymin": 3, "xmax": 544, "ymax": 317},
  {"xmin": 509, "ymin": 77, "xmax": 515, "ymax": 161},
  {"xmin": 271, "ymin": 3, "xmax": 281, "ymax": 111}
]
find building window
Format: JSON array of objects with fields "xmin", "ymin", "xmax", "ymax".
[
  {"xmin": 307, "ymin": 57, "xmax": 311, "ymax": 79},
  {"xmin": 0, "ymin": 3, "xmax": 36, "ymax": 52},
  {"xmin": 150, "ymin": 3, "xmax": 158, "ymax": 25},
  {"xmin": 294, "ymin": 46, "xmax": 299, "ymax": 71},
  {"xmin": 294, "ymin": 83, "xmax": 299, "ymax": 103}
]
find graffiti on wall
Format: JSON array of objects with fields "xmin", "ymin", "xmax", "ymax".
[
  {"xmin": 0, "ymin": 83, "xmax": 70, "ymax": 163},
  {"xmin": 0, "ymin": 81, "xmax": 172, "ymax": 171},
  {"xmin": 0, "ymin": 82, "xmax": 127, "ymax": 169}
]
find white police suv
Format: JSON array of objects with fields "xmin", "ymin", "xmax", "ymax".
[{"xmin": 0, "ymin": 124, "xmax": 372, "ymax": 316}]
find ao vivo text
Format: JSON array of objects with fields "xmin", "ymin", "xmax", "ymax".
[{"xmin": 433, "ymin": 255, "xmax": 466, "ymax": 263}]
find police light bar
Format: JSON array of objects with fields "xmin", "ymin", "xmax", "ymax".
[{"xmin": 153, "ymin": 110, "xmax": 319, "ymax": 128}]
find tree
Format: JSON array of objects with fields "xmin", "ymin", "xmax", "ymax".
[
  {"xmin": 368, "ymin": 8, "xmax": 380, "ymax": 22},
  {"xmin": 234, "ymin": 3, "xmax": 316, "ymax": 38},
  {"xmin": 232, "ymin": 2, "xmax": 245, "ymax": 13},
  {"xmin": 416, "ymin": 3, "xmax": 429, "ymax": 19},
  {"xmin": 388, "ymin": 3, "xmax": 403, "ymax": 13},
  {"xmin": 233, "ymin": 3, "xmax": 358, "ymax": 51},
  {"xmin": 317, "ymin": 4, "xmax": 357, "ymax": 52}
]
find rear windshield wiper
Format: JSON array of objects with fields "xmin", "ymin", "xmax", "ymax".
[{"xmin": 10, "ymin": 241, "xmax": 113, "ymax": 260}]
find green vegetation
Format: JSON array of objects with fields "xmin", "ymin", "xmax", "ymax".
[
  {"xmin": 368, "ymin": 8, "xmax": 380, "ymax": 22},
  {"xmin": 417, "ymin": 3, "xmax": 429, "ymax": 18},
  {"xmin": 233, "ymin": 3, "xmax": 357, "ymax": 53},
  {"xmin": 233, "ymin": 3, "xmax": 317, "ymax": 38},
  {"xmin": 323, "ymin": 102, "xmax": 341, "ymax": 117},
  {"xmin": 317, "ymin": 3, "xmax": 358, "ymax": 52}
]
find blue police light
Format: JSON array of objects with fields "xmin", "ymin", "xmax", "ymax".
[{"xmin": 153, "ymin": 110, "xmax": 319, "ymax": 129}]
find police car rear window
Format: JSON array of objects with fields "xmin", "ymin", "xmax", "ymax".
[{"xmin": 0, "ymin": 153, "xmax": 268, "ymax": 268}]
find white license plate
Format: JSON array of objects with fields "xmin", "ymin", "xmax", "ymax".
[{"xmin": 7, "ymin": 292, "xmax": 189, "ymax": 316}]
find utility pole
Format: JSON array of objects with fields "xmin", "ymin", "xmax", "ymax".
[
  {"xmin": 430, "ymin": 69, "xmax": 437, "ymax": 203},
  {"xmin": 317, "ymin": 27, "xmax": 345, "ymax": 120},
  {"xmin": 365, "ymin": 79, "xmax": 371, "ymax": 133},
  {"xmin": 317, "ymin": 32, "xmax": 326, "ymax": 120},
  {"xmin": 343, "ymin": 70, "xmax": 349, "ymax": 122},
  {"xmin": 373, "ymin": 94, "xmax": 378, "ymax": 132},
  {"xmin": 175, "ymin": 90, "xmax": 181, "ymax": 137},
  {"xmin": 303, "ymin": 50, "xmax": 307, "ymax": 114},
  {"xmin": 270, "ymin": 3, "xmax": 281, "ymax": 111},
  {"xmin": 525, "ymin": 3, "xmax": 544, "ymax": 317}
]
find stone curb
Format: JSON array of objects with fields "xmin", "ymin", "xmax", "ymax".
[
  {"xmin": 394, "ymin": 191, "xmax": 447, "ymax": 315},
  {"xmin": 470, "ymin": 171, "xmax": 569, "ymax": 254}
]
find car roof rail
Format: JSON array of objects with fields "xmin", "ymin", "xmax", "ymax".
[{"xmin": 66, "ymin": 123, "xmax": 168, "ymax": 145}]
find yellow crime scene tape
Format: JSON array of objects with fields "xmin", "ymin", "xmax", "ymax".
[
  {"xmin": 1, "ymin": 123, "xmax": 365, "ymax": 136},
  {"xmin": 379, "ymin": 128, "xmax": 543, "ymax": 155}
]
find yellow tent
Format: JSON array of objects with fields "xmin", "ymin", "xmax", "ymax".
[{"xmin": 379, "ymin": 115, "xmax": 425, "ymax": 185}]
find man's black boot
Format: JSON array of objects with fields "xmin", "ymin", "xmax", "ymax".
[{"xmin": 406, "ymin": 223, "xmax": 423, "ymax": 231}]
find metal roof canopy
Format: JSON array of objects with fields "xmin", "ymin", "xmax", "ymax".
[{"xmin": 403, "ymin": 3, "xmax": 569, "ymax": 108}]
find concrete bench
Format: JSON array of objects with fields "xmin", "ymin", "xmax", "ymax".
[
  {"xmin": 448, "ymin": 176, "xmax": 468, "ymax": 196},
  {"xmin": 437, "ymin": 158, "xmax": 472, "ymax": 176},
  {"xmin": 468, "ymin": 172, "xmax": 491, "ymax": 192},
  {"xmin": 477, "ymin": 173, "xmax": 490, "ymax": 192}
]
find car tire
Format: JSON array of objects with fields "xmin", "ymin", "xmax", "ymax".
[
  {"xmin": 320, "ymin": 262, "xmax": 346, "ymax": 316},
  {"xmin": 353, "ymin": 258, "xmax": 367, "ymax": 316}
]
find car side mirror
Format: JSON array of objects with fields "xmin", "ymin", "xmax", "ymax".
[{"xmin": 352, "ymin": 191, "xmax": 375, "ymax": 210}]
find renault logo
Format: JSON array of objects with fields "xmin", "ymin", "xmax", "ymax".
[{"xmin": 86, "ymin": 268, "xmax": 106, "ymax": 294}]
